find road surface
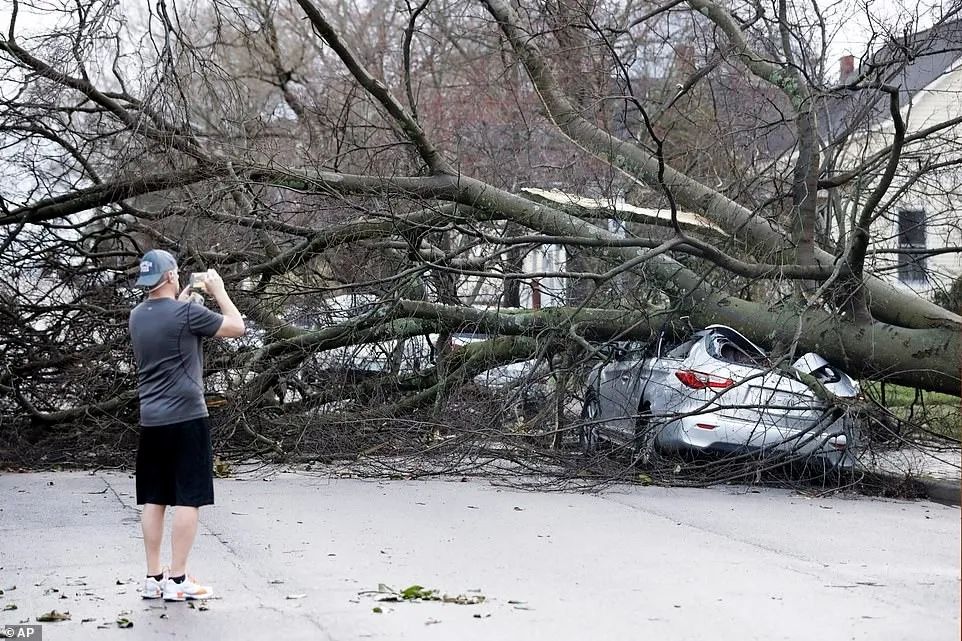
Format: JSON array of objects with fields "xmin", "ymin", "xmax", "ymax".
[{"xmin": 0, "ymin": 469, "xmax": 958, "ymax": 640}]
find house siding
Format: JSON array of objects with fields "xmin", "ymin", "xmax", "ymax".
[{"xmin": 843, "ymin": 59, "xmax": 962, "ymax": 300}]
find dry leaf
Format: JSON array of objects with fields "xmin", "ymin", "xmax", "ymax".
[{"xmin": 36, "ymin": 610, "xmax": 71, "ymax": 622}]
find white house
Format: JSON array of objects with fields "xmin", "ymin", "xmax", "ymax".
[
  {"xmin": 823, "ymin": 20, "xmax": 962, "ymax": 301},
  {"xmin": 452, "ymin": 187, "xmax": 725, "ymax": 309}
]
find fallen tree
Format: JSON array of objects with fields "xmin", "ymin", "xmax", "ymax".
[{"xmin": 1, "ymin": 0, "xmax": 959, "ymax": 458}]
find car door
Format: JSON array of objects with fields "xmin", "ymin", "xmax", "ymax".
[
  {"xmin": 596, "ymin": 343, "xmax": 652, "ymax": 441},
  {"xmin": 591, "ymin": 344, "xmax": 628, "ymax": 438}
]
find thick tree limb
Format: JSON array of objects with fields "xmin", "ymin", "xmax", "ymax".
[
  {"xmin": 250, "ymin": 167, "xmax": 961, "ymax": 394},
  {"xmin": 0, "ymin": 166, "xmax": 225, "ymax": 226},
  {"xmin": 479, "ymin": 0, "xmax": 960, "ymax": 329}
]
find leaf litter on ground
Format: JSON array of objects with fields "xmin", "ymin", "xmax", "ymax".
[
  {"xmin": 361, "ymin": 584, "xmax": 485, "ymax": 605},
  {"xmin": 36, "ymin": 610, "xmax": 71, "ymax": 622}
]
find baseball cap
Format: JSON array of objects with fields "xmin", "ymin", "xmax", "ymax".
[{"xmin": 134, "ymin": 249, "xmax": 178, "ymax": 288}]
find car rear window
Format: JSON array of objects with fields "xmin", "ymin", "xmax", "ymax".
[{"xmin": 710, "ymin": 337, "xmax": 768, "ymax": 366}]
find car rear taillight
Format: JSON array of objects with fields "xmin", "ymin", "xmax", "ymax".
[
  {"xmin": 675, "ymin": 370, "xmax": 734, "ymax": 390},
  {"xmin": 695, "ymin": 423, "xmax": 717, "ymax": 430}
]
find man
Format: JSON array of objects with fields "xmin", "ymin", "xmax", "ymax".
[{"xmin": 128, "ymin": 249, "xmax": 245, "ymax": 602}]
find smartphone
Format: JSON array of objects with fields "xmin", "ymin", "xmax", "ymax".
[{"xmin": 190, "ymin": 272, "xmax": 208, "ymax": 291}]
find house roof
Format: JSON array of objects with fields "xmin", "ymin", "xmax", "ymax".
[
  {"xmin": 716, "ymin": 17, "xmax": 962, "ymax": 163},
  {"xmin": 820, "ymin": 17, "xmax": 962, "ymax": 146}
]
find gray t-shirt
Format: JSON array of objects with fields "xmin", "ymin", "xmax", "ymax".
[{"xmin": 129, "ymin": 297, "xmax": 225, "ymax": 427}]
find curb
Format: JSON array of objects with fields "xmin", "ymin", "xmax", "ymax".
[
  {"xmin": 857, "ymin": 470, "xmax": 961, "ymax": 506},
  {"xmin": 919, "ymin": 477, "xmax": 961, "ymax": 506}
]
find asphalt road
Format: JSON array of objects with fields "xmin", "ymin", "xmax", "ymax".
[{"xmin": 0, "ymin": 469, "xmax": 958, "ymax": 641}]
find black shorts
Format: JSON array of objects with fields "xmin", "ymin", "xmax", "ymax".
[{"xmin": 136, "ymin": 417, "xmax": 214, "ymax": 507}]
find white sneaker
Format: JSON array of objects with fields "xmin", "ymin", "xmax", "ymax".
[
  {"xmin": 163, "ymin": 575, "xmax": 214, "ymax": 601},
  {"xmin": 142, "ymin": 576, "xmax": 166, "ymax": 599}
]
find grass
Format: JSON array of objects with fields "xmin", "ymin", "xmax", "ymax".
[
  {"xmin": 897, "ymin": 405, "xmax": 960, "ymax": 440},
  {"xmin": 859, "ymin": 382, "xmax": 959, "ymax": 441},
  {"xmin": 861, "ymin": 381, "xmax": 958, "ymax": 408}
]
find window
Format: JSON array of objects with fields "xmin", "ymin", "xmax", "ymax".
[
  {"xmin": 897, "ymin": 208, "xmax": 927, "ymax": 283},
  {"xmin": 665, "ymin": 339, "xmax": 697, "ymax": 359}
]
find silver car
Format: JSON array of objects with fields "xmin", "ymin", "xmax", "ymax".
[{"xmin": 581, "ymin": 325, "xmax": 860, "ymax": 469}]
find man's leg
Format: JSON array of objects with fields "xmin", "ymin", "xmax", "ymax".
[
  {"xmin": 169, "ymin": 506, "xmax": 199, "ymax": 576},
  {"xmin": 141, "ymin": 503, "xmax": 166, "ymax": 576}
]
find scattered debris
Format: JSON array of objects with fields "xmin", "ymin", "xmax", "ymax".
[
  {"xmin": 214, "ymin": 458, "xmax": 231, "ymax": 478},
  {"xmin": 116, "ymin": 617, "xmax": 133, "ymax": 628},
  {"xmin": 372, "ymin": 606, "xmax": 383, "ymax": 614},
  {"xmin": 362, "ymin": 584, "xmax": 486, "ymax": 605},
  {"xmin": 36, "ymin": 610, "xmax": 71, "ymax": 622},
  {"xmin": 442, "ymin": 594, "xmax": 485, "ymax": 605},
  {"xmin": 286, "ymin": 594, "xmax": 307, "ymax": 600},
  {"xmin": 3, "ymin": 604, "xmax": 17, "ymax": 611}
]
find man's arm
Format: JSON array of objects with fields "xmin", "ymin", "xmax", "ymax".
[{"xmin": 203, "ymin": 270, "xmax": 246, "ymax": 338}]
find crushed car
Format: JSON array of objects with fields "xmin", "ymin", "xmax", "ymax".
[{"xmin": 581, "ymin": 325, "xmax": 861, "ymax": 469}]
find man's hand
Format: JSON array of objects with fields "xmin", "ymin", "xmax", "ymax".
[
  {"xmin": 202, "ymin": 269, "xmax": 246, "ymax": 338},
  {"xmin": 204, "ymin": 269, "xmax": 226, "ymax": 296},
  {"xmin": 177, "ymin": 286, "xmax": 192, "ymax": 302}
]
